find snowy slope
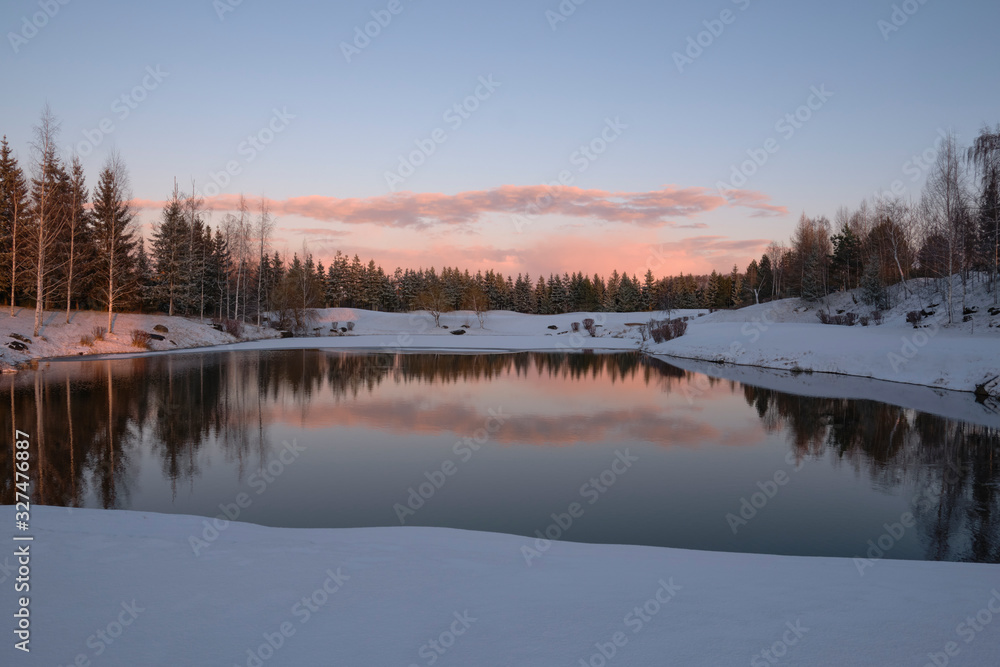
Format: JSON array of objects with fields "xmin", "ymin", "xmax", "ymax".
[
  {"xmin": 0, "ymin": 307, "xmax": 276, "ymax": 371},
  {"xmin": 3, "ymin": 506, "xmax": 997, "ymax": 667},
  {"xmin": 652, "ymin": 276, "xmax": 1000, "ymax": 395}
]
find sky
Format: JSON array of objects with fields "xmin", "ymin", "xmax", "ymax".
[{"xmin": 2, "ymin": 0, "xmax": 998, "ymax": 279}]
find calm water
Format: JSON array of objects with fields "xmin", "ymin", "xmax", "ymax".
[{"xmin": 3, "ymin": 350, "xmax": 999, "ymax": 562}]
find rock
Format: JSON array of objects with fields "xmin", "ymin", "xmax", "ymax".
[
  {"xmin": 148, "ymin": 333, "xmax": 165, "ymax": 341},
  {"xmin": 153, "ymin": 324, "xmax": 168, "ymax": 333},
  {"xmin": 8, "ymin": 341, "xmax": 27, "ymax": 351},
  {"xmin": 279, "ymin": 331, "xmax": 293, "ymax": 338},
  {"xmin": 548, "ymin": 325, "xmax": 559, "ymax": 330},
  {"xmin": 10, "ymin": 333, "xmax": 31, "ymax": 344},
  {"xmin": 450, "ymin": 329, "xmax": 466, "ymax": 335}
]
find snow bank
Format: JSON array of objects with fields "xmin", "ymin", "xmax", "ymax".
[
  {"xmin": 0, "ymin": 308, "xmax": 277, "ymax": 371},
  {"xmin": 652, "ymin": 277, "xmax": 1000, "ymax": 395},
  {"xmin": 4, "ymin": 506, "xmax": 997, "ymax": 666}
]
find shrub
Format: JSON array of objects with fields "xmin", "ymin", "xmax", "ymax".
[
  {"xmin": 130, "ymin": 329, "xmax": 152, "ymax": 349},
  {"xmin": 571, "ymin": 322, "xmax": 580, "ymax": 333},
  {"xmin": 817, "ymin": 311, "xmax": 858, "ymax": 326},
  {"xmin": 648, "ymin": 318, "xmax": 688, "ymax": 343},
  {"xmin": 346, "ymin": 321, "xmax": 355, "ymax": 331},
  {"xmin": 669, "ymin": 318, "xmax": 687, "ymax": 339},
  {"xmin": 92, "ymin": 326, "xmax": 107, "ymax": 341},
  {"xmin": 906, "ymin": 311, "xmax": 923, "ymax": 327},
  {"xmin": 870, "ymin": 310, "xmax": 883, "ymax": 326},
  {"xmin": 582, "ymin": 318, "xmax": 596, "ymax": 337},
  {"xmin": 79, "ymin": 335, "xmax": 94, "ymax": 347},
  {"xmin": 859, "ymin": 315, "xmax": 870, "ymax": 327},
  {"xmin": 224, "ymin": 319, "xmax": 243, "ymax": 338}
]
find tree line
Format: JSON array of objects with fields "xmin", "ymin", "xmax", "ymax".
[{"xmin": 1, "ymin": 109, "xmax": 997, "ymax": 332}]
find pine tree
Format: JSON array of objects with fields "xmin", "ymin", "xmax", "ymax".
[
  {"xmin": 150, "ymin": 191, "xmax": 189, "ymax": 316},
  {"xmin": 62, "ymin": 155, "xmax": 91, "ymax": 320},
  {"xmin": 90, "ymin": 151, "xmax": 137, "ymax": 332},
  {"xmin": 0, "ymin": 136, "xmax": 29, "ymax": 315}
]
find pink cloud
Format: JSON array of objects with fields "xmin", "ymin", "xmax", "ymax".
[
  {"xmin": 295, "ymin": 232, "xmax": 771, "ymax": 279},
  {"xmin": 132, "ymin": 184, "xmax": 785, "ymax": 229}
]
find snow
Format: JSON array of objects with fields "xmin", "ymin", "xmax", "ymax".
[
  {"xmin": 651, "ymin": 276, "xmax": 1000, "ymax": 396},
  {"xmin": 0, "ymin": 307, "xmax": 276, "ymax": 371},
  {"xmin": 3, "ymin": 506, "xmax": 998, "ymax": 667},
  {"xmin": 3, "ymin": 275, "xmax": 998, "ymax": 400}
]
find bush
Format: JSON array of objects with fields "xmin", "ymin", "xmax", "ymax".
[
  {"xmin": 648, "ymin": 318, "xmax": 688, "ymax": 343},
  {"xmin": 817, "ymin": 311, "xmax": 858, "ymax": 326},
  {"xmin": 582, "ymin": 318, "xmax": 596, "ymax": 337},
  {"xmin": 906, "ymin": 311, "xmax": 923, "ymax": 327},
  {"xmin": 92, "ymin": 326, "xmax": 107, "ymax": 341},
  {"xmin": 224, "ymin": 319, "xmax": 243, "ymax": 338},
  {"xmin": 870, "ymin": 310, "xmax": 883, "ymax": 326},
  {"xmin": 130, "ymin": 329, "xmax": 152, "ymax": 349},
  {"xmin": 571, "ymin": 322, "xmax": 580, "ymax": 333},
  {"xmin": 346, "ymin": 321, "xmax": 355, "ymax": 331},
  {"xmin": 859, "ymin": 315, "xmax": 870, "ymax": 327},
  {"xmin": 79, "ymin": 335, "xmax": 94, "ymax": 347}
]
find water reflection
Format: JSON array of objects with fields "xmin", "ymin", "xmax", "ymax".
[{"xmin": 2, "ymin": 351, "xmax": 997, "ymax": 562}]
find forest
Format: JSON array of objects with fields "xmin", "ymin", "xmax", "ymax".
[{"xmin": 1, "ymin": 109, "xmax": 998, "ymax": 333}]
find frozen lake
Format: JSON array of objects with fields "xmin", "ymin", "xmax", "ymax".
[{"xmin": 4, "ymin": 350, "xmax": 998, "ymax": 562}]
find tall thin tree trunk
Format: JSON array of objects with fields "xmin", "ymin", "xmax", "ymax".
[{"xmin": 9, "ymin": 199, "xmax": 17, "ymax": 317}]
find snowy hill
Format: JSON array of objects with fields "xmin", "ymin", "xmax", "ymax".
[
  {"xmin": 4, "ymin": 506, "xmax": 997, "ymax": 667},
  {"xmin": 652, "ymin": 275, "xmax": 1000, "ymax": 396}
]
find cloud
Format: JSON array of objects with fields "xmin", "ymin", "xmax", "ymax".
[{"xmin": 132, "ymin": 184, "xmax": 786, "ymax": 230}]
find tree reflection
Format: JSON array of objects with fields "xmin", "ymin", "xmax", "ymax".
[
  {"xmin": 741, "ymin": 385, "xmax": 1000, "ymax": 562},
  {"xmin": 1, "ymin": 350, "xmax": 997, "ymax": 562}
]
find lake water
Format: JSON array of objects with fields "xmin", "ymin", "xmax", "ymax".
[{"xmin": 3, "ymin": 350, "xmax": 998, "ymax": 563}]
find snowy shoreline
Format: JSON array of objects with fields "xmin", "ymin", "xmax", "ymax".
[
  {"xmin": 3, "ymin": 506, "xmax": 997, "ymax": 667},
  {"xmin": 4, "ymin": 277, "xmax": 999, "ymax": 402}
]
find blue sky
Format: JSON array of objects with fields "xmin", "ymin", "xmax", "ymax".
[{"xmin": 2, "ymin": 0, "xmax": 997, "ymax": 276}]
